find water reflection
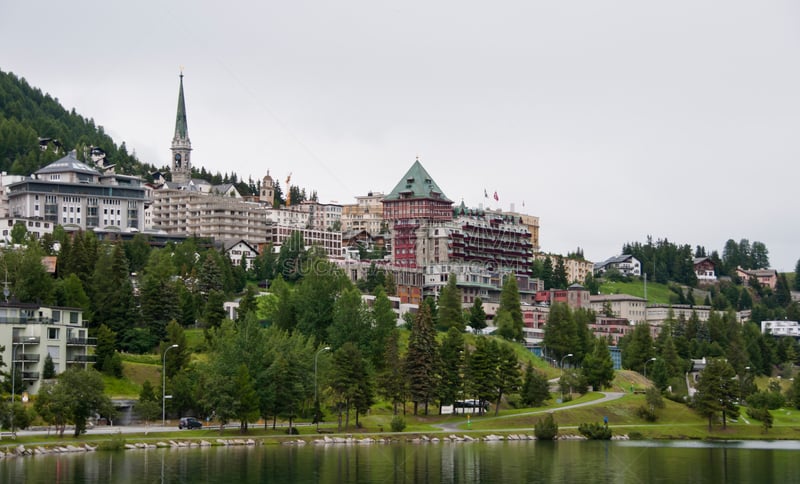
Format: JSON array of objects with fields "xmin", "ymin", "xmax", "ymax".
[{"xmin": 2, "ymin": 440, "xmax": 800, "ymax": 483}]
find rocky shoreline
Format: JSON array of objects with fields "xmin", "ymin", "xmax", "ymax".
[{"xmin": 0, "ymin": 433, "xmax": 632, "ymax": 458}]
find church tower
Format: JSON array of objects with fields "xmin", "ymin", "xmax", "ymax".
[
  {"xmin": 261, "ymin": 171, "xmax": 275, "ymax": 207},
  {"xmin": 171, "ymin": 72, "xmax": 192, "ymax": 184}
]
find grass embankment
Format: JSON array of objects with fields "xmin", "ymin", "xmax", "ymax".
[{"xmin": 599, "ymin": 280, "xmax": 672, "ymax": 304}]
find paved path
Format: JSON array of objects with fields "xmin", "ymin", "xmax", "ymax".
[{"xmin": 435, "ymin": 392, "xmax": 626, "ymax": 432}]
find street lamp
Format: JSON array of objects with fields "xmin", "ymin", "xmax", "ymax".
[
  {"xmin": 314, "ymin": 346, "xmax": 331, "ymax": 431},
  {"xmin": 9, "ymin": 343, "xmax": 17, "ymax": 436},
  {"xmin": 644, "ymin": 357, "xmax": 657, "ymax": 381},
  {"xmin": 162, "ymin": 344, "xmax": 179, "ymax": 427},
  {"xmin": 560, "ymin": 353, "xmax": 573, "ymax": 403}
]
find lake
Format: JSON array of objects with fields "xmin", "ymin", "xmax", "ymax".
[{"xmin": 2, "ymin": 439, "xmax": 799, "ymax": 483}]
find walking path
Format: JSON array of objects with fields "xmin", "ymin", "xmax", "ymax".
[{"xmin": 435, "ymin": 392, "xmax": 626, "ymax": 432}]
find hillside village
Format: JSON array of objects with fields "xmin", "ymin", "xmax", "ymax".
[{"xmin": 0, "ymin": 70, "xmax": 799, "ymax": 434}]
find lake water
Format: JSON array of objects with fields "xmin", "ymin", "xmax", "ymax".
[{"xmin": 2, "ymin": 439, "xmax": 799, "ymax": 483}]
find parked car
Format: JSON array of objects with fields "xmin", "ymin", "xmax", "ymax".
[{"xmin": 178, "ymin": 417, "xmax": 203, "ymax": 430}]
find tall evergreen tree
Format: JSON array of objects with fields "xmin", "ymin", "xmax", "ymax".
[
  {"xmin": 437, "ymin": 274, "xmax": 465, "ymax": 331},
  {"xmin": 328, "ymin": 285, "xmax": 370, "ymax": 352},
  {"xmin": 581, "ymin": 338, "xmax": 615, "ymax": 390},
  {"xmin": 404, "ymin": 303, "xmax": 439, "ymax": 415},
  {"xmin": 376, "ymin": 330, "xmax": 406, "ymax": 415},
  {"xmin": 498, "ymin": 274, "xmax": 523, "ymax": 342},
  {"xmin": 91, "ymin": 244, "xmax": 137, "ymax": 337},
  {"xmin": 466, "ymin": 337, "xmax": 499, "ymax": 415},
  {"xmin": 520, "ymin": 365, "xmax": 550, "ymax": 407},
  {"xmin": 370, "ymin": 287, "xmax": 397, "ymax": 369},
  {"xmin": 140, "ymin": 249, "xmax": 179, "ymax": 344},
  {"xmin": 620, "ymin": 323, "xmax": 655, "ymax": 372},
  {"xmin": 437, "ymin": 327, "xmax": 465, "ymax": 413},
  {"xmin": 694, "ymin": 358, "xmax": 739, "ymax": 430},
  {"xmin": 468, "ymin": 297, "xmax": 487, "ymax": 332},
  {"xmin": 493, "ymin": 343, "xmax": 521, "ymax": 416},
  {"xmin": 552, "ymin": 257, "xmax": 569, "ymax": 289}
]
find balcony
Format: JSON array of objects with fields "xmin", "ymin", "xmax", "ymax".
[
  {"xmin": 67, "ymin": 337, "xmax": 97, "ymax": 346},
  {"xmin": 21, "ymin": 371, "xmax": 39, "ymax": 381},
  {"xmin": 67, "ymin": 354, "xmax": 96, "ymax": 363},
  {"xmin": 12, "ymin": 336, "xmax": 40, "ymax": 345},
  {"xmin": 15, "ymin": 353, "xmax": 40, "ymax": 362}
]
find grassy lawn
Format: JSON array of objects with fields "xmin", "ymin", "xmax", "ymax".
[{"xmin": 599, "ymin": 280, "xmax": 673, "ymax": 304}]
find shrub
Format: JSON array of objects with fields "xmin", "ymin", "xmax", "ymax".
[
  {"xmin": 636, "ymin": 405, "xmax": 658, "ymax": 422},
  {"xmin": 390, "ymin": 415, "xmax": 406, "ymax": 432},
  {"xmin": 746, "ymin": 406, "xmax": 774, "ymax": 433},
  {"xmin": 534, "ymin": 413, "xmax": 558, "ymax": 440},
  {"xmin": 98, "ymin": 432, "xmax": 127, "ymax": 451},
  {"xmin": 746, "ymin": 391, "xmax": 785, "ymax": 410},
  {"xmin": 578, "ymin": 422, "xmax": 612, "ymax": 440},
  {"xmin": 628, "ymin": 431, "xmax": 644, "ymax": 440}
]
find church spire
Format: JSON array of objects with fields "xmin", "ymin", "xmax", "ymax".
[
  {"xmin": 170, "ymin": 70, "xmax": 192, "ymax": 184},
  {"xmin": 174, "ymin": 72, "xmax": 189, "ymax": 140}
]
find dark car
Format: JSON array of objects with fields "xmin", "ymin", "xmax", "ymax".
[{"xmin": 178, "ymin": 417, "xmax": 203, "ymax": 430}]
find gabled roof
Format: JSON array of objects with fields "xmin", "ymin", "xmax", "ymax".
[
  {"xmin": 35, "ymin": 152, "xmax": 100, "ymax": 176},
  {"xmin": 595, "ymin": 254, "xmax": 638, "ymax": 269},
  {"xmin": 221, "ymin": 238, "xmax": 259, "ymax": 254},
  {"xmin": 212, "ymin": 183, "xmax": 239, "ymax": 196},
  {"xmin": 693, "ymin": 257, "xmax": 714, "ymax": 266},
  {"xmin": 384, "ymin": 159, "xmax": 451, "ymax": 202}
]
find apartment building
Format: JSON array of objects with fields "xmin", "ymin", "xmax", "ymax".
[
  {"xmin": 6, "ymin": 152, "xmax": 147, "ymax": 232},
  {"xmin": 0, "ymin": 301, "xmax": 94, "ymax": 394}
]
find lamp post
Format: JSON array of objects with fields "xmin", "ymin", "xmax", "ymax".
[
  {"xmin": 314, "ymin": 346, "xmax": 330, "ymax": 431},
  {"xmin": 162, "ymin": 344, "xmax": 179, "ymax": 427},
  {"xmin": 644, "ymin": 357, "xmax": 657, "ymax": 381},
  {"xmin": 560, "ymin": 353, "xmax": 573, "ymax": 403},
  {"xmin": 10, "ymin": 343, "xmax": 17, "ymax": 436}
]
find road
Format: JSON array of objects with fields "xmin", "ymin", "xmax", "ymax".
[{"xmin": 7, "ymin": 394, "xmax": 624, "ymax": 440}]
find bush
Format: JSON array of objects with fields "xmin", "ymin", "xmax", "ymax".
[
  {"xmin": 746, "ymin": 406, "xmax": 774, "ymax": 432},
  {"xmin": 98, "ymin": 432, "xmax": 127, "ymax": 451},
  {"xmin": 628, "ymin": 431, "xmax": 644, "ymax": 440},
  {"xmin": 747, "ymin": 391, "xmax": 785, "ymax": 410},
  {"xmin": 636, "ymin": 405, "xmax": 658, "ymax": 422},
  {"xmin": 534, "ymin": 413, "xmax": 558, "ymax": 440},
  {"xmin": 390, "ymin": 415, "xmax": 406, "ymax": 432},
  {"xmin": 578, "ymin": 422, "xmax": 612, "ymax": 440}
]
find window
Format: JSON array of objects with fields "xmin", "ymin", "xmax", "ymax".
[
  {"xmin": 48, "ymin": 327, "xmax": 60, "ymax": 340},
  {"xmin": 52, "ymin": 310, "xmax": 60, "ymax": 323},
  {"xmin": 70, "ymin": 312, "xmax": 79, "ymax": 324}
]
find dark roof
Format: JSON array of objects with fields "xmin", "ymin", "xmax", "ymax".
[
  {"xmin": 384, "ymin": 159, "xmax": 451, "ymax": 202},
  {"xmin": 35, "ymin": 152, "xmax": 99, "ymax": 176}
]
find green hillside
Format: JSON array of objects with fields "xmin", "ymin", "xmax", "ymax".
[{"xmin": 598, "ymin": 280, "xmax": 673, "ymax": 305}]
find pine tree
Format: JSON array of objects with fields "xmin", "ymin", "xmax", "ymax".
[
  {"xmin": 376, "ymin": 331, "xmax": 406, "ymax": 414},
  {"xmin": 494, "ymin": 343, "xmax": 521, "ymax": 416},
  {"xmin": 520, "ymin": 365, "xmax": 550, "ymax": 407},
  {"xmin": 582, "ymin": 339, "xmax": 615, "ymax": 390},
  {"xmin": 370, "ymin": 287, "xmax": 397, "ymax": 369},
  {"xmin": 498, "ymin": 274, "xmax": 523, "ymax": 342},
  {"xmin": 437, "ymin": 274, "xmax": 465, "ymax": 331},
  {"xmin": 42, "ymin": 353, "xmax": 56, "ymax": 379},
  {"xmin": 437, "ymin": 327, "xmax": 465, "ymax": 412},
  {"xmin": 404, "ymin": 304, "xmax": 439, "ymax": 415},
  {"xmin": 468, "ymin": 297, "xmax": 487, "ymax": 332},
  {"xmin": 467, "ymin": 337, "xmax": 499, "ymax": 415}
]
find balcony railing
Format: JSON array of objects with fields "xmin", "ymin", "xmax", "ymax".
[
  {"xmin": 67, "ymin": 354, "xmax": 96, "ymax": 363},
  {"xmin": 67, "ymin": 337, "xmax": 97, "ymax": 346},
  {"xmin": 15, "ymin": 353, "xmax": 40, "ymax": 362},
  {"xmin": 12, "ymin": 336, "xmax": 40, "ymax": 344},
  {"xmin": 21, "ymin": 371, "xmax": 39, "ymax": 381}
]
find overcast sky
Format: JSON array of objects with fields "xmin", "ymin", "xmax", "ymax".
[{"xmin": 2, "ymin": 1, "xmax": 799, "ymax": 271}]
